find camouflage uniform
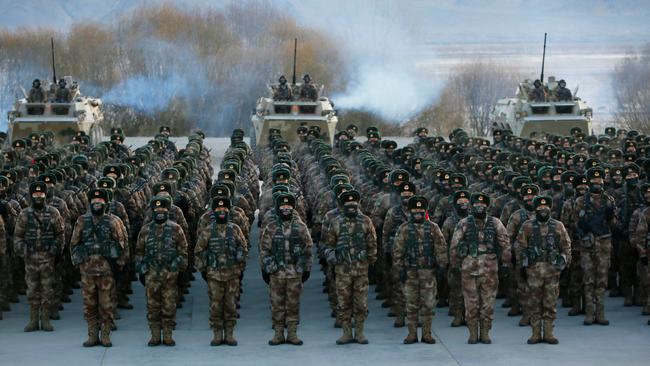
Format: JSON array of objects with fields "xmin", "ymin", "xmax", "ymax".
[
  {"xmin": 628, "ymin": 198, "xmax": 650, "ymax": 318},
  {"xmin": 195, "ymin": 212, "xmax": 247, "ymax": 346}
]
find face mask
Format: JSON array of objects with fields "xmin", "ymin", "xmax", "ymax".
[
  {"xmin": 472, "ymin": 205, "xmax": 487, "ymax": 219},
  {"xmin": 589, "ymin": 184, "xmax": 602, "ymax": 194},
  {"xmin": 401, "ymin": 196, "xmax": 410, "ymax": 206},
  {"xmin": 411, "ymin": 212, "xmax": 425, "ymax": 223},
  {"xmin": 626, "ymin": 178, "xmax": 638, "ymax": 188},
  {"xmin": 280, "ymin": 208, "xmax": 293, "ymax": 221},
  {"xmin": 524, "ymin": 200, "xmax": 534, "ymax": 211},
  {"xmin": 536, "ymin": 208, "xmax": 550, "ymax": 222},
  {"xmin": 91, "ymin": 203, "xmax": 105, "ymax": 216},
  {"xmin": 552, "ymin": 181, "xmax": 562, "ymax": 191},
  {"xmin": 32, "ymin": 197, "xmax": 45, "ymax": 209},
  {"xmin": 576, "ymin": 187, "xmax": 588, "ymax": 196},
  {"xmin": 612, "ymin": 179, "xmax": 623, "ymax": 189},
  {"xmin": 344, "ymin": 204, "xmax": 358, "ymax": 218},
  {"xmin": 455, "ymin": 203, "xmax": 469, "ymax": 217},
  {"xmin": 215, "ymin": 210, "xmax": 228, "ymax": 223},
  {"xmin": 154, "ymin": 212, "xmax": 168, "ymax": 224}
]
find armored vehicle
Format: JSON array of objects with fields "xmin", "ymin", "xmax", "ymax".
[
  {"xmin": 7, "ymin": 76, "xmax": 104, "ymax": 145},
  {"xmin": 490, "ymin": 76, "xmax": 593, "ymax": 138}
]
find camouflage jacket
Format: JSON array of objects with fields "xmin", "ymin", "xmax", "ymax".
[
  {"xmin": 393, "ymin": 219, "xmax": 448, "ymax": 271},
  {"xmin": 323, "ymin": 212, "xmax": 377, "ymax": 276},
  {"xmin": 135, "ymin": 220, "xmax": 188, "ymax": 274},
  {"xmin": 515, "ymin": 218, "xmax": 571, "ymax": 269},
  {"xmin": 260, "ymin": 213, "xmax": 313, "ymax": 279},
  {"xmin": 629, "ymin": 205, "xmax": 650, "ymax": 258},
  {"xmin": 14, "ymin": 205, "xmax": 65, "ymax": 258},
  {"xmin": 69, "ymin": 213, "xmax": 129, "ymax": 276},
  {"xmin": 382, "ymin": 206, "xmax": 408, "ymax": 254},
  {"xmin": 449, "ymin": 215, "xmax": 511, "ymax": 270},
  {"xmin": 195, "ymin": 218, "xmax": 247, "ymax": 281}
]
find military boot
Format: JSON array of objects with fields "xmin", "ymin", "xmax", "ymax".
[
  {"xmin": 595, "ymin": 303, "xmax": 609, "ymax": 325},
  {"xmin": 641, "ymin": 305, "xmax": 650, "ymax": 316},
  {"xmin": 518, "ymin": 312, "xmax": 530, "ymax": 327},
  {"xmin": 210, "ymin": 327, "xmax": 223, "ymax": 346},
  {"xmin": 0, "ymin": 299, "xmax": 10, "ymax": 312},
  {"xmin": 162, "ymin": 326, "xmax": 176, "ymax": 346},
  {"xmin": 583, "ymin": 304, "xmax": 594, "ymax": 325},
  {"xmin": 403, "ymin": 323, "xmax": 418, "ymax": 344},
  {"xmin": 467, "ymin": 320, "xmax": 478, "ymax": 344},
  {"xmin": 508, "ymin": 303, "xmax": 522, "ymax": 317},
  {"xmin": 268, "ymin": 324, "xmax": 285, "ymax": 345},
  {"xmin": 40, "ymin": 308, "xmax": 54, "ymax": 331},
  {"xmin": 381, "ymin": 300, "xmax": 393, "ymax": 308},
  {"xmin": 451, "ymin": 308, "xmax": 465, "ymax": 327},
  {"xmin": 148, "ymin": 326, "xmax": 161, "ymax": 346},
  {"xmin": 354, "ymin": 320, "xmax": 368, "ymax": 344},
  {"xmin": 50, "ymin": 306, "xmax": 60, "ymax": 320},
  {"xmin": 24, "ymin": 305, "xmax": 39, "ymax": 332},
  {"xmin": 421, "ymin": 321, "xmax": 435, "ymax": 344},
  {"xmin": 224, "ymin": 323, "xmax": 237, "ymax": 346},
  {"xmin": 568, "ymin": 295, "xmax": 582, "ymax": 316},
  {"xmin": 543, "ymin": 319, "xmax": 558, "ymax": 344},
  {"xmin": 83, "ymin": 323, "xmax": 101, "ymax": 347},
  {"xmin": 527, "ymin": 320, "xmax": 542, "ymax": 344},
  {"xmin": 336, "ymin": 324, "xmax": 353, "ymax": 345},
  {"xmin": 286, "ymin": 322, "xmax": 303, "ymax": 345},
  {"xmin": 479, "ymin": 321, "xmax": 492, "ymax": 344},
  {"xmin": 101, "ymin": 322, "xmax": 113, "ymax": 347},
  {"xmin": 393, "ymin": 314, "xmax": 405, "ymax": 328},
  {"xmin": 623, "ymin": 287, "xmax": 634, "ymax": 306}
]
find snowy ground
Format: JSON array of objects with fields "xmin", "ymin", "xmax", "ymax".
[{"xmin": 1, "ymin": 136, "xmax": 649, "ymax": 366}]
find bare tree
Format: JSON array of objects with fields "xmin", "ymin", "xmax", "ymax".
[{"xmin": 613, "ymin": 44, "xmax": 650, "ymax": 131}]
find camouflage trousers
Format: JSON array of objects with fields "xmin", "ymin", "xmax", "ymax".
[
  {"xmin": 0, "ymin": 255, "xmax": 12, "ymax": 304},
  {"xmin": 81, "ymin": 274, "xmax": 116, "ymax": 325},
  {"xmin": 461, "ymin": 259, "xmax": 499, "ymax": 323},
  {"xmin": 526, "ymin": 263, "xmax": 561, "ymax": 322},
  {"xmin": 390, "ymin": 267, "xmax": 405, "ymax": 317},
  {"xmin": 619, "ymin": 240, "xmax": 639, "ymax": 298},
  {"xmin": 207, "ymin": 277, "xmax": 240, "ymax": 329},
  {"xmin": 515, "ymin": 265, "xmax": 529, "ymax": 315},
  {"xmin": 580, "ymin": 236, "xmax": 611, "ymax": 306},
  {"xmin": 404, "ymin": 269, "xmax": 437, "ymax": 324},
  {"xmin": 326, "ymin": 265, "xmax": 337, "ymax": 312},
  {"xmin": 335, "ymin": 271, "xmax": 369, "ymax": 325},
  {"xmin": 145, "ymin": 270, "xmax": 178, "ymax": 328},
  {"xmin": 25, "ymin": 255, "xmax": 55, "ymax": 308},
  {"xmin": 270, "ymin": 275, "xmax": 302, "ymax": 325},
  {"xmin": 448, "ymin": 268, "xmax": 464, "ymax": 315},
  {"xmin": 568, "ymin": 249, "xmax": 584, "ymax": 299},
  {"xmin": 638, "ymin": 261, "xmax": 650, "ymax": 308}
]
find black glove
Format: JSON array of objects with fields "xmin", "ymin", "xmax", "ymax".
[
  {"xmin": 399, "ymin": 268, "xmax": 406, "ymax": 283},
  {"xmin": 201, "ymin": 271, "xmax": 208, "ymax": 281},
  {"xmin": 520, "ymin": 267, "xmax": 527, "ymax": 282},
  {"xmin": 262, "ymin": 271, "xmax": 270, "ymax": 285},
  {"xmin": 641, "ymin": 256, "xmax": 648, "ymax": 266},
  {"xmin": 301, "ymin": 271, "xmax": 310, "ymax": 283},
  {"xmin": 138, "ymin": 273, "xmax": 146, "ymax": 286}
]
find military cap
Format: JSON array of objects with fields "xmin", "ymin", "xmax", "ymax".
[
  {"xmin": 609, "ymin": 149, "xmax": 623, "ymax": 159},
  {"xmin": 110, "ymin": 127, "xmax": 124, "ymax": 135},
  {"xmin": 333, "ymin": 183, "xmax": 354, "ymax": 197},
  {"xmin": 389, "ymin": 169, "xmax": 409, "ymax": 184},
  {"xmin": 533, "ymin": 195, "xmax": 553, "ymax": 209},
  {"xmin": 380, "ymin": 140, "xmax": 397, "ymax": 149},
  {"xmin": 29, "ymin": 181, "xmax": 47, "ymax": 195},
  {"xmin": 0, "ymin": 176, "xmax": 9, "ymax": 187},
  {"xmin": 271, "ymin": 168, "xmax": 291, "ymax": 182},
  {"xmin": 297, "ymin": 125, "xmax": 308, "ymax": 134},
  {"xmin": 366, "ymin": 126, "xmax": 379, "ymax": 134},
  {"xmin": 397, "ymin": 182, "xmax": 416, "ymax": 195},
  {"xmin": 97, "ymin": 177, "xmax": 116, "ymax": 189},
  {"xmin": 275, "ymin": 192, "xmax": 296, "ymax": 208},
  {"xmin": 520, "ymin": 184, "xmax": 540, "ymax": 197},
  {"xmin": 346, "ymin": 124, "xmax": 358, "ymax": 132},
  {"xmin": 88, "ymin": 188, "xmax": 110, "ymax": 202},
  {"xmin": 338, "ymin": 190, "xmax": 361, "ymax": 204},
  {"xmin": 210, "ymin": 184, "xmax": 232, "ymax": 198},
  {"xmin": 12, "ymin": 139, "xmax": 26, "ymax": 148},
  {"xmin": 512, "ymin": 176, "xmax": 533, "ymax": 190},
  {"xmin": 453, "ymin": 190, "xmax": 471, "ymax": 203},
  {"xmin": 586, "ymin": 167, "xmax": 605, "ymax": 180},
  {"xmin": 160, "ymin": 125, "xmax": 171, "ymax": 133},
  {"xmin": 449, "ymin": 173, "xmax": 467, "ymax": 187},
  {"xmin": 408, "ymin": 195, "xmax": 428, "ymax": 211},
  {"xmin": 150, "ymin": 196, "xmax": 171, "ymax": 210},
  {"xmin": 625, "ymin": 163, "xmax": 640, "ymax": 176},
  {"xmin": 211, "ymin": 196, "xmax": 231, "ymax": 210},
  {"xmin": 37, "ymin": 173, "xmax": 57, "ymax": 185},
  {"xmin": 640, "ymin": 183, "xmax": 650, "ymax": 194},
  {"xmin": 152, "ymin": 182, "xmax": 172, "ymax": 195},
  {"xmin": 103, "ymin": 164, "xmax": 121, "ymax": 177},
  {"xmin": 110, "ymin": 134, "xmax": 124, "ymax": 143},
  {"xmin": 330, "ymin": 174, "xmax": 350, "ymax": 187},
  {"xmin": 560, "ymin": 170, "xmax": 578, "ymax": 184},
  {"xmin": 160, "ymin": 168, "xmax": 179, "ymax": 181},
  {"xmin": 470, "ymin": 192, "xmax": 490, "ymax": 206}
]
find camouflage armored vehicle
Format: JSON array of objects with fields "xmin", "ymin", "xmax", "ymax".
[
  {"xmin": 490, "ymin": 76, "xmax": 593, "ymax": 138},
  {"xmin": 7, "ymin": 76, "xmax": 104, "ymax": 145}
]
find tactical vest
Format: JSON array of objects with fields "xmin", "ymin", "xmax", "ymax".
[
  {"xmin": 583, "ymin": 194, "xmax": 610, "ymax": 236},
  {"xmin": 405, "ymin": 221, "xmax": 437, "ymax": 269},
  {"xmin": 271, "ymin": 216, "xmax": 303, "ymax": 269},
  {"xmin": 71, "ymin": 215, "xmax": 122, "ymax": 266},
  {"xmin": 204, "ymin": 215, "xmax": 240, "ymax": 269},
  {"xmin": 457, "ymin": 216, "xmax": 497, "ymax": 258},
  {"xmin": 24, "ymin": 208, "xmax": 58, "ymax": 255},
  {"xmin": 142, "ymin": 221, "xmax": 179, "ymax": 271},
  {"xmin": 336, "ymin": 215, "xmax": 368, "ymax": 263},
  {"xmin": 527, "ymin": 220, "xmax": 562, "ymax": 266},
  {"xmin": 387, "ymin": 209, "xmax": 406, "ymax": 249},
  {"xmin": 511, "ymin": 209, "xmax": 530, "ymax": 244}
]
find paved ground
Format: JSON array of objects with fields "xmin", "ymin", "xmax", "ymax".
[{"xmin": 1, "ymin": 136, "xmax": 649, "ymax": 365}]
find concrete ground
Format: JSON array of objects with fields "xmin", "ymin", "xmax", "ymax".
[{"xmin": 1, "ymin": 137, "xmax": 649, "ymax": 365}]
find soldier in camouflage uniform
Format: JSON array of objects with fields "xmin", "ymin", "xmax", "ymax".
[
  {"xmin": 393, "ymin": 196, "xmax": 448, "ymax": 344},
  {"xmin": 324, "ymin": 190, "xmax": 377, "ymax": 345},
  {"xmin": 260, "ymin": 192, "xmax": 313, "ymax": 346},
  {"xmin": 450, "ymin": 193, "xmax": 510, "ymax": 344},
  {"xmin": 0, "ymin": 214, "xmax": 6, "ymax": 319},
  {"xmin": 14, "ymin": 181, "xmax": 65, "ymax": 332},
  {"xmin": 135, "ymin": 196, "xmax": 188, "ymax": 346},
  {"xmin": 573, "ymin": 167, "xmax": 616, "ymax": 325},
  {"xmin": 516, "ymin": 196, "xmax": 571, "ymax": 344},
  {"xmin": 70, "ymin": 188, "xmax": 128, "ymax": 347},
  {"xmin": 195, "ymin": 197, "xmax": 247, "ymax": 346},
  {"xmin": 628, "ymin": 183, "xmax": 650, "ymax": 322}
]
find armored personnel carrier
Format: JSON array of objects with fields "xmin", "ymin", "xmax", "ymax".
[
  {"xmin": 490, "ymin": 76, "xmax": 592, "ymax": 138},
  {"xmin": 7, "ymin": 76, "xmax": 104, "ymax": 145}
]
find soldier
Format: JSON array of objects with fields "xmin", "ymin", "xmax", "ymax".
[
  {"xmin": 573, "ymin": 167, "xmax": 616, "ymax": 325},
  {"xmin": 135, "ymin": 196, "xmax": 188, "ymax": 346},
  {"xmin": 299, "ymin": 74, "xmax": 318, "ymax": 101},
  {"xmin": 70, "ymin": 188, "xmax": 128, "ymax": 347},
  {"xmin": 28, "ymin": 79, "xmax": 46, "ymax": 103},
  {"xmin": 450, "ymin": 193, "xmax": 510, "ymax": 344},
  {"xmin": 195, "ymin": 197, "xmax": 247, "ymax": 346},
  {"xmin": 554, "ymin": 79, "xmax": 573, "ymax": 101},
  {"xmin": 323, "ymin": 190, "xmax": 377, "ymax": 345},
  {"xmin": 273, "ymin": 75, "xmax": 293, "ymax": 101},
  {"xmin": 393, "ymin": 196, "xmax": 448, "ymax": 344},
  {"xmin": 528, "ymin": 79, "xmax": 547, "ymax": 102},
  {"xmin": 630, "ymin": 183, "xmax": 650, "ymax": 322},
  {"xmin": 260, "ymin": 192, "xmax": 313, "ymax": 346},
  {"xmin": 55, "ymin": 78, "xmax": 71, "ymax": 103},
  {"xmin": 14, "ymin": 181, "xmax": 65, "ymax": 332},
  {"xmin": 516, "ymin": 196, "xmax": 571, "ymax": 344}
]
